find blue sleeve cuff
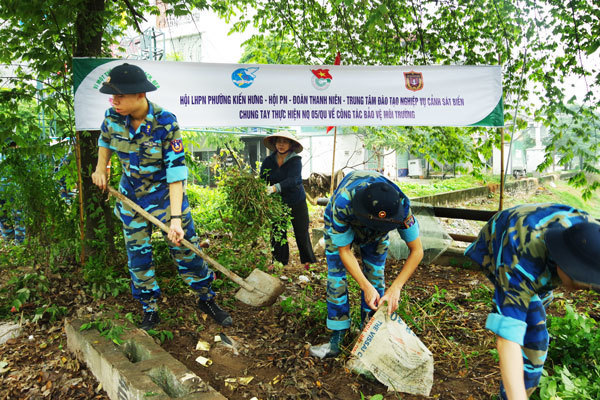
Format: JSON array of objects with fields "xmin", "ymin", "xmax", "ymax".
[
  {"xmin": 98, "ymin": 137, "xmax": 114, "ymax": 150},
  {"xmin": 166, "ymin": 166, "xmax": 188, "ymax": 183},
  {"xmin": 398, "ymin": 221, "xmax": 419, "ymax": 243},
  {"xmin": 274, "ymin": 183, "xmax": 281, "ymax": 192},
  {"xmin": 485, "ymin": 313, "xmax": 527, "ymax": 346},
  {"xmin": 329, "ymin": 230, "xmax": 354, "ymax": 248}
]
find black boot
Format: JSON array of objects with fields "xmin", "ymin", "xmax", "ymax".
[
  {"xmin": 139, "ymin": 311, "xmax": 160, "ymax": 331},
  {"xmin": 198, "ymin": 298, "xmax": 233, "ymax": 327}
]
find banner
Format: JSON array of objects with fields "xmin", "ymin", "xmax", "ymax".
[{"xmin": 73, "ymin": 58, "xmax": 503, "ymax": 130}]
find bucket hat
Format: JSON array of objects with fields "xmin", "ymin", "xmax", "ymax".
[
  {"xmin": 263, "ymin": 131, "xmax": 303, "ymax": 153},
  {"xmin": 545, "ymin": 221, "xmax": 600, "ymax": 290},
  {"xmin": 99, "ymin": 63, "xmax": 157, "ymax": 94},
  {"xmin": 352, "ymin": 181, "xmax": 405, "ymax": 231}
]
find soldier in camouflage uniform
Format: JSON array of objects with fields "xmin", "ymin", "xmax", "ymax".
[
  {"xmin": 465, "ymin": 203, "xmax": 600, "ymax": 399},
  {"xmin": 310, "ymin": 171, "xmax": 423, "ymax": 358},
  {"xmin": 0, "ymin": 139, "xmax": 26, "ymax": 245},
  {"xmin": 92, "ymin": 63, "xmax": 232, "ymax": 330}
]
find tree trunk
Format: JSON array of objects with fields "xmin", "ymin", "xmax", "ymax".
[
  {"xmin": 79, "ymin": 130, "xmax": 116, "ymax": 259},
  {"xmin": 73, "ymin": 0, "xmax": 116, "ymax": 261}
]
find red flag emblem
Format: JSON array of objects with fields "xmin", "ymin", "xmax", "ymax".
[{"xmin": 311, "ymin": 69, "xmax": 333, "ymax": 80}]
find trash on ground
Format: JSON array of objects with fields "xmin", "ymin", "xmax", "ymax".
[
  {"xmin": 216, "ymin": 333, "xmax": 239, "ymax": 355},
  {"xmin": 195, "ymin": 340, "xmax": 211, "ymax": 351},
  {"xmin": 224, "ymin": 376, "xmax": 254, "ymax": 390},
  {"xmin": 195, "ymin": 355, "xmax": 212, "ymax": 367},
  {"xmin": 180, "ymin": 373, "xmax": 199, "ymax": 383},
  {"xmin": 349, "ymin": 307, "xmax": 434, "ymax": 396}
]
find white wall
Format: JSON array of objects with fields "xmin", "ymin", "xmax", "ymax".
[
  {"xmin": 123, "ymin": 8, "xmax": 252, "ymax": 63},
  {"xmin": 383, "ymin": 150, "xmax": 398, "ymax": 180},
  {"xmin": 162, "ymin": 10, "xmax": 252, "ymax": 63},
  {"xmin": 526, "ymin": 147, "xmax": 546, "ymax": 174},
  {"xmin": 298, "ymin": 134, "xmax": 365, "ymax": 179}
]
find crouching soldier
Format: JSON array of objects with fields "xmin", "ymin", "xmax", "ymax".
[
  {"xmin": 465, "ymin": 203, "xmax": 600, "ymax": 399},
  {"xmin": 310, "ymin": 170, "xmax": 423, "ymax": 358}
]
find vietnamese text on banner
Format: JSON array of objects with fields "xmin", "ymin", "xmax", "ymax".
[{"xmin": 73, "ymin": 58, "xmax": 504, "ymax": 130}]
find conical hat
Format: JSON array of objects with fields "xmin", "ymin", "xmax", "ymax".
[{"xmin": 263, "ymin": 131, "xmax": 303, "ymax": 153}]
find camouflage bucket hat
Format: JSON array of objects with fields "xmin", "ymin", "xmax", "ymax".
[{"xmin": 545, "ymin": 221, "xmax": 600, "ymax": 290}]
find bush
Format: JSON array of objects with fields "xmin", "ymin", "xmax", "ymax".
[
  {"xmin": 186, "ymin": 160, "xmax": 291, "ymax": 278},
  {"xmin": 533, "ymin": 304, "xmax": 600, "ymax": 399},
  {"xmin": 214, "ymin": 164, "xmax": 291, "ymax": 275},
  {"xmin": 186, "ymin": 184, "xmax": 227, "ymax": 233}
]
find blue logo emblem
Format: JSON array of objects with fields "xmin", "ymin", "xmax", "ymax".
[{"xmin": 232, "ymin": 67, "xmax": 259, "ymax": 88}]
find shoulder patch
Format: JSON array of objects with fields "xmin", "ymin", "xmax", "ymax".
[
  {"xmin": 171, "ymin": 139, "xmax": 183, "ymax": 153},
  {"xmin": 402, "ymin": 214, "xmax": 415, "ymax": 229}
]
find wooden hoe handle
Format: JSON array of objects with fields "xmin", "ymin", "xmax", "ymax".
[{"xmin": 107, "ymin": 186, "xmax": 254, "ymax": 291}]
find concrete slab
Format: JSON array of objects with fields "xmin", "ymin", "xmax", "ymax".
[
  {"xmin": 65, "ymin": 318, "xmax": 226, "ymax": 400},
  {"xmin": 0, "ymin": 322, "xmax": 22, "ymax": 345}
]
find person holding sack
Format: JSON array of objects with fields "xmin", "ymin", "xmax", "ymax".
[
  {"xmin": 91, "ymin": 63, "xmax": 232, "ymax": 330},
  {"xmin": 465, "ymin": 203, "xmax": 600, "ymax": 399},
  {"xmin": 309, "ymin": 170, "xmax": 423, "ymax": 358}
]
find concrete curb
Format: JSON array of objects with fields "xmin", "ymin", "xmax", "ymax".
[
  {"xmin": 0, "ymin": 322, "xmax": 22, "ymax": 345},
  {"xmin": 412, "ymin": 177, "xmax": 539, "ymax": 206},
  {"xmin": 65, "ymin": 318, "xmax": 226, "ymax": 400},
  {"xmin": 411, "ymin": 172, "xmax": 574, "ymax": 206}
]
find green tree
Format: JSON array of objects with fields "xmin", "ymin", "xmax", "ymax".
[
  {"xmin": 239, "ymin": 33, "xmax": 303, "ymax": 64},
  {"xmin": 0, "ymin": 0, "xmax": 222, "ymax": 270},
  {"xmin": 540, "ymin": 104, "xmax": 600, "ymax": 197},
  {"xmin": 225, "ymin": 0, "xmax": 599, "ymax": 190}
]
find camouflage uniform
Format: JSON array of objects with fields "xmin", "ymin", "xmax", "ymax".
[
  {"xmin": 323, "ymin": 171, "xmax": 419, "ymax": 330},
  {"xmin": 99, "ymin": 101, "xmax": 214, "ymax": 313},
  {"xmin": 465, "ymin": 203, "xmax": 595, "ymax": 398},
  {"xmin": 0, "ymin": 153, "xmax": 25, "ymax": 245},
  {"xmin": 0, "ymin": 197, "xmax": 25, "ymax": 244}
]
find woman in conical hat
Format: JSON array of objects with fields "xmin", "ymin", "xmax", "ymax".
[{"xmin": 260, "ymin": 131, "xmax": 316, "ymax": 267}]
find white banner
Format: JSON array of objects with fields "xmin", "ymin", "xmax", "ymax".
[{"xmin": 74, "ymin": 58, "xmax": 503, "ymax": 130}]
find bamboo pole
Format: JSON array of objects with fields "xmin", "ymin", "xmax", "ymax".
[
  {"xmin": 329, "ymin": 126, "xmax": 337, "ymax": 195},
  {"xmin": 74, "ymin": 131, "xmax": 85, "ymax": 265}
]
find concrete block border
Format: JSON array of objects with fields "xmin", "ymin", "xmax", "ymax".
[{"xmin": 65, "ymin": 318, "xmax": 226, "ymax": 400}]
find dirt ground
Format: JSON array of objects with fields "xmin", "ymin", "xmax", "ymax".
[
  {"xmin": 1, "ymin": 256, "xmax": 501, "ymax": 400},
  {"xmin": 1, "ymin": 183, "xmax": 598, "ymax": 400}
]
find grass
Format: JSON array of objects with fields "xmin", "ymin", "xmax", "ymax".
[
  {"xmin": 396, "ymin": 175, "xmax": 497, "ymax": 197},
  {"xmin": 526, "ymin": 180, "xmax": 600, "ymax": 218}
]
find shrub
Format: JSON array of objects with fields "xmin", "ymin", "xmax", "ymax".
[{"xmin": 533, "ymin": 304, "xmax": 600, "ymax": 399}]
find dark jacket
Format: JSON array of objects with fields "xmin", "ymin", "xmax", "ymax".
[{"xmin": 260, "ymin": 152, "xmax": 306, "ymax": 206}]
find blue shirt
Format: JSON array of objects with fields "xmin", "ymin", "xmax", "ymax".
[
  {"xmin": 465, "ymin": 203, "xmax": 594, "ymax": 344},
  {"xmin": 98, "ymin": 101, "xmax": 188, "ymax": 217},
  {"xmin": 324, "ymin": 170, "xmax": 419, "ymax": 247}
]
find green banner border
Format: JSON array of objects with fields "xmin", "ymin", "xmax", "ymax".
[
  {"xmin": 73, "ymin": 58, "xmax": 116, "ymax": 96},
  {"xmin": 469, "ymin": 98, "xmax": 504, "ymax": 127}
]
